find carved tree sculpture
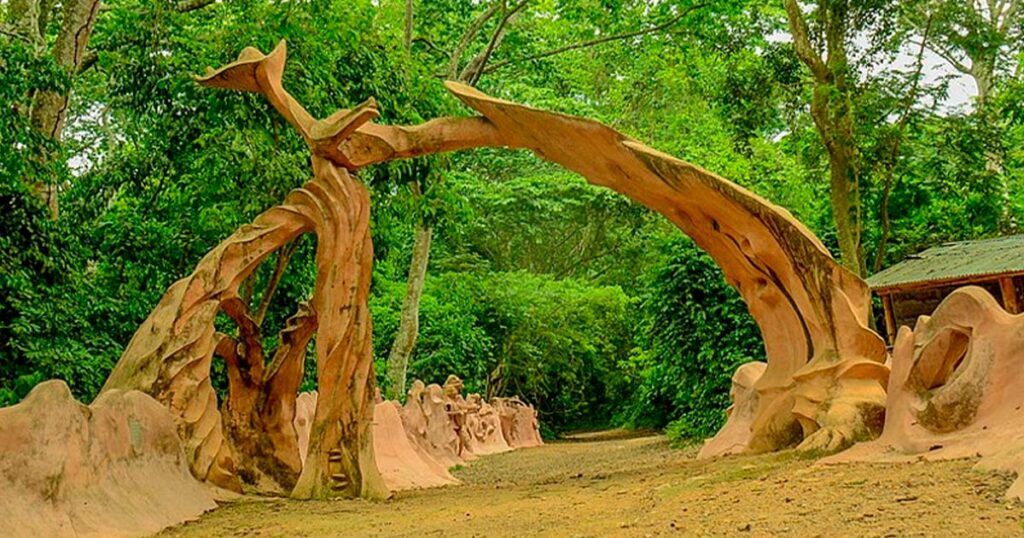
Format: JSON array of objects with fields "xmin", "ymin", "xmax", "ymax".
[
  {"xmin": 827, "ymin": 287, "xmax": 1024, "ymax": 499},
  {"xmin": 101, "ymin": 40, "xmax": 887, "ymax": 499},
  {"xmin": 102, "ymin": 42, "xmax": 387, "ymax": 499}
]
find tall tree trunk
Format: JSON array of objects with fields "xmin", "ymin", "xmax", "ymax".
[
  {"xmin": 385, "ymin": 2, "xmax": 429, "ymax": 401},
  {"xmin": 826, "ymin": 132, "xmax": 864, "ymax": 276},
  {"xmin": 11, "ymin": 0, "xmax": 102, "ymax": 217},
  {"xmin": 404, "ymin": 0, "xmax": 414, "ymax": 49},
  {"xmin": 385, "ymin": 222, "xmax": 432, "ymax": 399},
  {"xmin": 292, "ymin": 159, "xmax": 387, "ymax": 500},
  {"xmin": 785, "ymin": 0, "xmax": 864, "ymax": 277},
  {"xmin": 808, "ymin": 84, "xmax": 864, "ymax": 276}
]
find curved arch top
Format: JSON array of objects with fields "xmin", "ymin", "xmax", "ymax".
[{"xmin": 439, "ymin": 81, "xmax": 888, "ymax": 454}]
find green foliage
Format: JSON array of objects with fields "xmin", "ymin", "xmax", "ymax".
[
  {"xmin": 622, "ymin": 235, "xmax": 765, "ymax": 440},
  {"xmin": 371, "ymin": 270, "xmax": 633, "ymax": 432}
]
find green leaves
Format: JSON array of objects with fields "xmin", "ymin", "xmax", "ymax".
[
  {"xmin": 621, "ymin": 234, "xmax": 765, "ymax": 439},
  {"xmin": 370, "ymin": 270, "xmax": 633, "ymax": 432}
]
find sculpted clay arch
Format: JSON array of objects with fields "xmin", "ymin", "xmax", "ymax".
[{"xmin": 101, "ymin": 41, "xmax": 887, "ymax": 499}]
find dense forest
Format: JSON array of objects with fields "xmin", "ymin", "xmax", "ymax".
[{"xmin": 1, "ymin": 0, "xmax": 1021, "ymax": 441}]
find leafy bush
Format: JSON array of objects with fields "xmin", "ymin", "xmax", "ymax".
[
  {"xmin": 622, "ymin": 234, "xmax": 765, "ymax": 440},
  {"xmin": 371, "ymin": 270, "xmax": 633, "ymax": 433}
]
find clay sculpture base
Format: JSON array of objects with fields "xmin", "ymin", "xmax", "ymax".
[
  {"xmin": 293, "ymin": 391, "xmax": 457, "ymax": 492},
  {"xmin": 0, "ymin": 381, "xmax": 216, "ymax": 538},
  {"xmin": 699, "ymin": 362, "xmax": 768, "ymax": 459},
  {"xmin": 373, "ymin": 401, "xmax": 459, "ymax": 491},
  {"xmin": 823, "ymin": 287, "xmax": 1024, "ymax": 499},
  {"xmin": 293, "ymin": 379, "xmax": 543, "ymax": 494}
]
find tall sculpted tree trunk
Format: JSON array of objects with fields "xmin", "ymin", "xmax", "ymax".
[
  {"xmin": 290, "ymin": 158, "xmax": 385, "ymax": 499},
  {"xmin": 785, "ymin": 0, "xmax": 865, "ymax": 276},
  {"xmin": 104, "ymin": 43, "xmax": 389, "ymax": 499}
]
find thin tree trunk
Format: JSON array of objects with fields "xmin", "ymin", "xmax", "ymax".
[
  {"xmin": 254, "ymin": 241, "xmax": 297, "ymax": 326},
  {"xmin": 872, "ymin": 174, "xmax": 894, "ymax": 274},
  {"xmin": 386, "ymin": 2, "xmax": 432, "ymax": 402},
  {"xmin": 22, "ymin": 0, "xmax": 102, "ymax": 218},
  {"xmin": 385, "ymin": 222, "xmax": 432, "ymax": 399},
  {"xmin": 404, "ymin": 0, "xmax": 414, "ymax": 49},
  {"xmin": 971, "ymin": 65, "xmax": 1014, "ymax": 230}
]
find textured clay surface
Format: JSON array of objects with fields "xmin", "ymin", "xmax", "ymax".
[
  {"xmin": 0, "ymin": 381, "xmax": 215, "ymax": 537},
  {"xmin": 825, "ymin": 286, "xmax": 1024, "ymax": 500}
]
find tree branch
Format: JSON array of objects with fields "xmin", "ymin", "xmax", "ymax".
[
  {"xmin": 412, "ymin": 36, "xmax": 448, "ymax": 58},
  {"xmin": 784, "ymin": 0, "xmax": 829, "ymax": 82},
  {"xmin": 176, "ymin": 0, "xmax": 217, "ymax": 13},
  {"xmin": 481, "ymin": 3, "xmax": 708, "ymax": 75},
  {"xmin": 1000, "ymin": 0, "xmax": 1021, "ymax": 33},
  {"xmin": 77, "ymin": 50, "xmax": 98, "ymax": 73},
  {"xmin": 918, "ymin": 37, "xmax": 971, "ymax": 75},
  {"xmin": 461, "ymin": 0, "xmax": 529, "ymax": 84},
  {"xmin": 448, "ymin": 1, "xmax": 502, "ymax": 79},
  {"xmin": 254, "ymin": 240, "xmax": 297, "ymax": 326}
]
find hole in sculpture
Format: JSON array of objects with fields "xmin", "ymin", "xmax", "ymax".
[
  {"xmin": 916, "ymin": 328, "xmax": 971, "ymax": 391},
  {"xmin": 204, "ymin": 233, "xmax": 321, "ymax": 493}
]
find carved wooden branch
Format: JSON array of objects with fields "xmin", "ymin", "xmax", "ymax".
[{"xmin": 197, "ymin": 41, "xmax": 503, "ymax": 170}]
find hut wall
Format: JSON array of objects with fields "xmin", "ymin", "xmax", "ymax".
[{"xmin": 891, "ymin": 281, "xmax": 1003, "ymax": 329}]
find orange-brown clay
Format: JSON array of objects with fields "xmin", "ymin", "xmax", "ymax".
[
  {"xmin": 0, "ymin": 381, "xmax": 215, "ymax": 537},
  {"xmin": 824, "ymin": 286, "xmax": 1024, "ymax": 499}
]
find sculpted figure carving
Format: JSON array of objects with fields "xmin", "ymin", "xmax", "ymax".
[
  {"xmin": 493, "ymin": 397, "xmax": 544, "ymax": 449},
  {"xmin": 828, "ymin": 286, "xmax": 1024, "ymax": 498},
  {"xmin": 443, "ymin": 375, "xmax": 474, "ymax": 457},
  {"xmin": 400, "ymin": 380, "xmax": 462, "ymax": 467},
  {"xmin": 294, "ymin": 391, "xmax": 318, "ymax": 465},
  {"xmin": 464, "ymin": 393, "xmax": 512, "ymax": 455}
]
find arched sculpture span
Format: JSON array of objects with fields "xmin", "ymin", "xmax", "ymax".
[{"xmin": 99, "ymin": 40, "xmax": 888, "ymax": 499}]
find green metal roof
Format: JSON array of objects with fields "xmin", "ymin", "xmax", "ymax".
[{"xmin": 867, "ymin": 234, "xmax": 1024, "ymax": 291}]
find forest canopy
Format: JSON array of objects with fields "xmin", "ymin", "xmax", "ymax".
[{"xmin": 2, "ymin": 0, "xmax": 1022, "ymax": 440}]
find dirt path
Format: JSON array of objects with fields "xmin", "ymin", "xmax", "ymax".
[{"xmin": 161, "ymin": 431, "xmax": 1024, "ymax": 537}]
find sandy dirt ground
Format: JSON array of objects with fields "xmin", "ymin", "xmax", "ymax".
[{"xmin": 160, "ymin": 431, "xmax": 1024, "ymax": 537}]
